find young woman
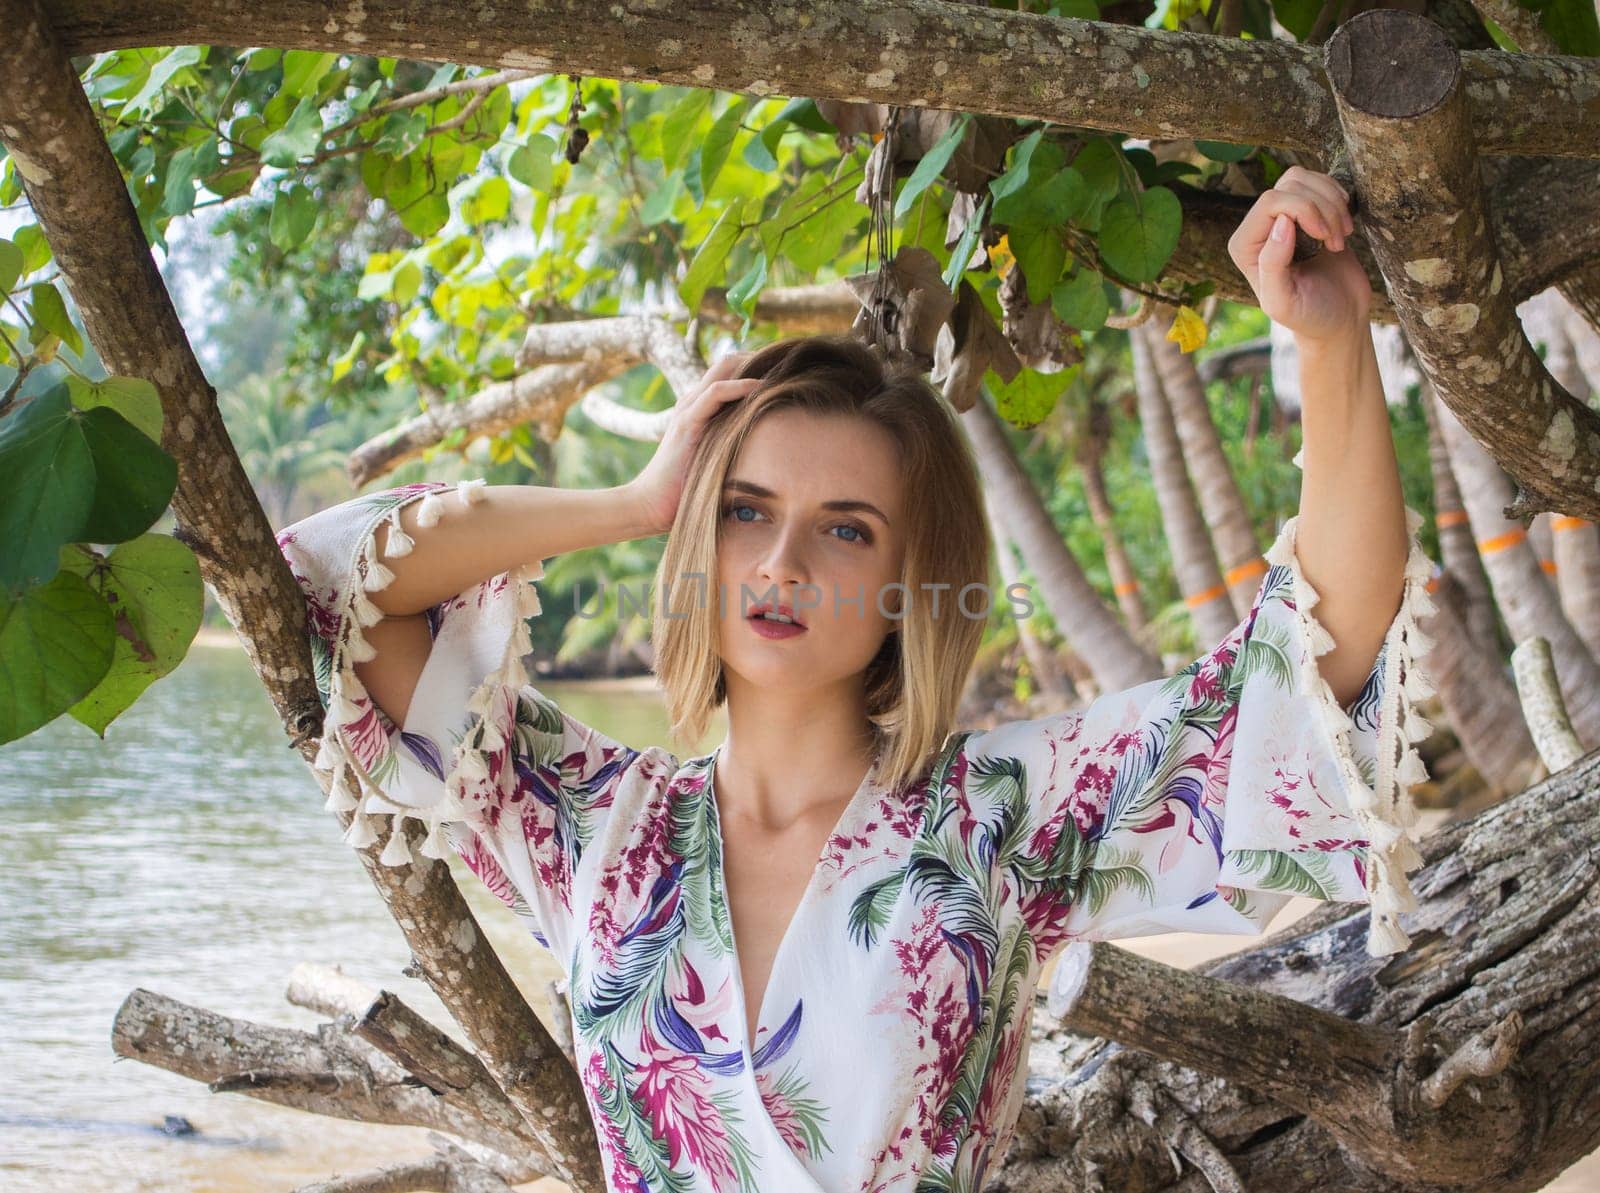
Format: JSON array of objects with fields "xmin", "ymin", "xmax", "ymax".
[{"xmin": 276, "ymin": 167, "xmax": 1436, "ymax": 1191}]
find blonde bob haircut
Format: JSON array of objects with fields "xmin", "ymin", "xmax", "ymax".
[{"xmin": 650, "ymin": 333, "xmax": 992, "ymax": 796}]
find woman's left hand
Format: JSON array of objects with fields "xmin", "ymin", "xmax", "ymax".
[{"xmin": 1227, "ymin": 165, "xmax": 1373, "ymax": 346}]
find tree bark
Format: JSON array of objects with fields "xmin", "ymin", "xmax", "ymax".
[
  {"xmin": 0, "ymin": 3, "xmax": 605, "ymax": 1184},
  {"xmin": 962, "ymin": 390, "xmax": 1162, "ymax": 695},
  {"xmin": 44, "ymin": 0, "xmax": 1600, "ymax": 158},
  {"xmin": 1076, "ymin": 392, "xmax": 1150, "ymax": 634},
  {"xmin": 994, "ymin": 747, "xmax": 1600, "ymax": 1191},
  {"xmin": 1130, "ymin": 319, "xmax": 1238, "ymax": 648},
  {"xmin": 1418, "ymin": 374, "xmax": 1505, "ymax": 652},
  {"xmin": 1434, "ymin": 394, "xmax": 1600, "ymax": 749},
  {"xmin": 1325, "ymin": 10, "xmax": 1600, "ymax": 522},
  {"xmin": 1142, "ymin": 306, "xmax": 1266, "ymax": 621},
  {"xmin": 985, "ymin": 498, "xmax": 1078, "ymax": 706},
  {"xmin": 1411, "ymin": 567, "xmax": 1541, "ymax": 798}
]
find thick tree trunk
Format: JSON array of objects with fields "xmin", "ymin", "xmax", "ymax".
[
  {"xmin": 1143, "ymin": 306, "xmax": 1267, "ymax": 620},
  {"xmin": 1326, "ymin": 10, "xmax": 1600, "ymax": 522},
  {"xmin": 962, "ymin": 391, "xmax": 1162, "ymax": 695},
  {"xmin": 0, "ymin": 3, "xmax": 605, "ymax": 1184},
  {"xmin": 1130, "ymin": 319, "xmax": 1239, "ymax": 648}
]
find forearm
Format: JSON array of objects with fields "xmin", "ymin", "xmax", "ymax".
[
  {"xmin": 1295, "ymin": 325, "xmax": 1409, "ymax": 708},
  {"xmin": 370, "ymin": 481, "xmax": 655, "ymax": 617}
]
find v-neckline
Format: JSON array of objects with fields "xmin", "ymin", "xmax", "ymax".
[{"xmin": 705, "ymin": 742, "xmax": 881, "ymax": 1062}]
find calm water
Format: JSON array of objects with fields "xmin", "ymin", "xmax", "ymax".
[{"xmin": 0, "ymin": 641, "xmax": 697, "ymax": 1192}]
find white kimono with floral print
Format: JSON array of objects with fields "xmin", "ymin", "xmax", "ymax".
[{"xmin": 276, "ymin": 475, "xmax": 1437, "ymax": 1193}]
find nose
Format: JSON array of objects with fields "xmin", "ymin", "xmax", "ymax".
[{"xmin": 752, "ymin": 522, "xmax": 812, "ymax": 607}]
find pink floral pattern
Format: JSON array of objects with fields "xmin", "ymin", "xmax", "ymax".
[{"xmin": 278, "ymin": 483, "xmax": 1432, "ymax": 1191}]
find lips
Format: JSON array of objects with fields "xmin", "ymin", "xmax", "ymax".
[{"xmin": 747, "ymin": 600, "xmax": 806, "ymax": 629}]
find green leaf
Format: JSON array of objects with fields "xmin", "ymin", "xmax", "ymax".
[
  {"xmin": 280, "ymin": 50, "xmax": 336, "ymax": 98},
  {"xmin": 700, "ymin": 96, "xmax": 754, "ymax": 199},
  {"xmin": 259, "ymin": 95, "xmax": 325, "ymax": 168},
  {"xmin": 1050, "ymin": 267, "xmax": 1110, "ymax": 331},
  {"xmin": 457, "ymin": 175, "xmax": 511, "ymax": 225},
  {"xmin": 161, "ymin": 143, "xmax": 201, "ymax": 217},
  {"xmin": 679, "ymin": 199, "xmax": 747, "ymax": 312},
  {"xmin": 660, "ymin": 89, "xmax": 713, "ymax": 173},
  {"xmin": 743, "ymin": 96, "xmax": 826, "ymax": 170},
  {"xmin": 1098, "ymin": 186, "xmax": 1182, "ymax": 283},
  {"xmin": 269, "ymin": 184, "xmax": 318, "ymax": 250},
  {"xmin": 392, "ymin": 260, "xmax": 423, "ymax": 306},
  {"xmin": 78, "ymin": 406, "xmax": 178, "ymax": 544},
  {"xmin": 61, "ymin": 535, "xmax": 203, "ymax": 736},
  {"xmin": 1195, "ymin": 140, "xmax": 1254, "ymax": 163},
  {"xmin": 1542, "ymin": 0, "xmax": 1600, "ymax": 55},
  {"xmin": 993, "ymin": 165, "xmax": 1086, "ymax": 230},
  {"xmin": 0, "ymin": 238, "xmax": 19, "ymax": 296},
  {"xmin": 373, "ymin": 111, "xmax": 429, "ymax": 158},
  {"xmin": 28, "ymin": 283, "xmax": 83, "ymax": 356},
  {"xmin": 893, "ymin": 113, "xmax": 972, "ymax": 218},
  {"xmin": 397, "ymin": 190, "xmax": 450, "ymax": 239},
  {"xmin": 0, "ymin": 384, "xmax": 95, "ymax": 587},
  {"xmin": 0, "ymin": 566, "xmax": 115, "ymax": 744},
  {"xmin": 1008, "ymin": 226, "xmax": 1068, "ymax": 305},
  {"xmin": 638, "ymin": 168, "xmax": 685, "ymax": 226},
  {"xmin": 1068, "ymin": 139, "xmax": 1122, "ymax": 231},
  {"xmin": 508, "ymin": 133, "xmax": 557, "ymax": 190},
  {"xmin": 985, "ymin": 363, "xmax": 1076, "ymax": 429},
  {"xmin": 724, "ymin": 253, "xmax": 767, "ymax": 336},
  {"xmin": 66, "ymin": 375, "xmax": 164, "ymax": 442},
  {"xmin": 943, "ymin": 194, "xmax": 990, "ymax": 290},
  {"xmin": 14, "ymin": 225, "xmax": 51, "ymax": 274},
  {"xmin": 121, "ymin": 46, "xmax": 204, "ymax": 118}
]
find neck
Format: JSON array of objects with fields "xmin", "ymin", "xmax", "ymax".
[{"xmin": 716, "ymin": 675, "xmax": 878, "ymax": 828}]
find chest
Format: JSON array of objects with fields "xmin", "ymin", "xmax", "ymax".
[{"xmin": 718, "ymin": 799, "xmax": 852, "ymax": 1047}]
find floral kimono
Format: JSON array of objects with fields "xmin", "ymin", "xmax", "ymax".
[{"xmin": 275, "ymin": 474, "xmax": 1437, "ymax": 1193}]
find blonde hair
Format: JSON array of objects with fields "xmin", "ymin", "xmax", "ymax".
[{"xmin": 649, "ymin": 333, "xmax": 992, "ymax": 795}]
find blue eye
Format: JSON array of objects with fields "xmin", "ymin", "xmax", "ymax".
[
  {"xmin": 832, "ymin": 524, "xmax": 867, "ymax": 544},
  {"xmin": 724, "ymin": 502, "xmax": 758, "ymax": 523}
]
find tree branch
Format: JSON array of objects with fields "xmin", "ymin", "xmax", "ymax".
[
  {"xmin": 1047, "ymin": 940, "xmax": 1532, "ymax": 1185},
  {"xmin": 1326, "ymin": 10, "xmax": 1600, "ymax": 521},
  {"xmin": 46, "ymin": 0, "xmax": 1600, "ymax": 158}
]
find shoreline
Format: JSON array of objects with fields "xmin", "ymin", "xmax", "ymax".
[{"xmin": 190, "ymin": 625, "xmax": 663, "ymax": 691}]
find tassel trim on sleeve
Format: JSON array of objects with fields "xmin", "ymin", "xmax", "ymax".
[
  {"xmin": 1265, "ymin": 485, "xmax": 1438, "ymax": 956},
  {"xmin": 307, "ymin": 478, "xmax": 548, "ymax": 869}
]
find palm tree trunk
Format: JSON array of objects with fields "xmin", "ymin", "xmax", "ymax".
[
  {"xmin": 1519, "ymin": 289, "xmax": 1600, "ymax": 658},
  {"xmin": 1128, "ymin": 321, "xmax": 1239, "ymax": 648},
  {"xmin": 1419, "ymin": 569, "xmax": 1543, "ymax": 797},
  {"xmin": 1076, "ymin": 392, "xmax": 1149, "ymax": 634},
  {"xmin": 985, "ymin": 497, "xmax": 1077, "ymax": 705},
  {"xmin": 961, "ymin": 391, "xmax": 1161, "ymax": 696},
  {"xmin": 1142, "ymin": 305, "xmax": 1265, "ymax": 620},
  {"xmin": 1433, "ymin": 395, "xmax": 1600, "ymax": 748},
  {"xmin": 1418, "ymin": 375, "xmax": 1504, "ymax": 650}
]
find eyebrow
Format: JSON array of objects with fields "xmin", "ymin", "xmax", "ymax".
[{"xmin": 723, "ymin": 478, "xmax": 892, "ymax": 526}]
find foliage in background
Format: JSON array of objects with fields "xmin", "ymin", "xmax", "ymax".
[{"xmin": 0, "ymin": 0, "xmax": 1505, "ymax": 742}]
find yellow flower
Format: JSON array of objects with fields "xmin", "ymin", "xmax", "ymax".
[
  {"xmin": 1166, "ymin": 304, "xmax": 1208, "ymax": 353},
  {"xmin": 987, "ymin": 234, "xmax": 1015, "ymax": 279}
]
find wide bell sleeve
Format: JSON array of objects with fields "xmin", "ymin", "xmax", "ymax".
[
  {"xmin": 961, "ymin": 501, "xmax": 1438, "ymax": 962},
  {"xmin": 274, "ymin": 477, "xmax": 643, "ymax": 956}
]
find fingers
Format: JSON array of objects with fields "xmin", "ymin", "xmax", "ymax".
[
  {"xmin": 1228, "ymin": 184, "xmax": 1347, "ymax": 276},
  {"xmin": 685, "ymin": 376, "xmax": 762, "ymax": 422},
  {"xmin": 701, "ymin": 349, "xmax": 757, "ymax": 386}
]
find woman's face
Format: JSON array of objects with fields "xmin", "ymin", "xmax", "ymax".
[{"xmin": 715, "ymin": 408, "xmax": 907, "ymax": 695}]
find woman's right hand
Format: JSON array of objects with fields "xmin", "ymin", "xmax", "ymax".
[{"xmin": 624, "ymin": 350, "xmax": 763, "ymax": 536}]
